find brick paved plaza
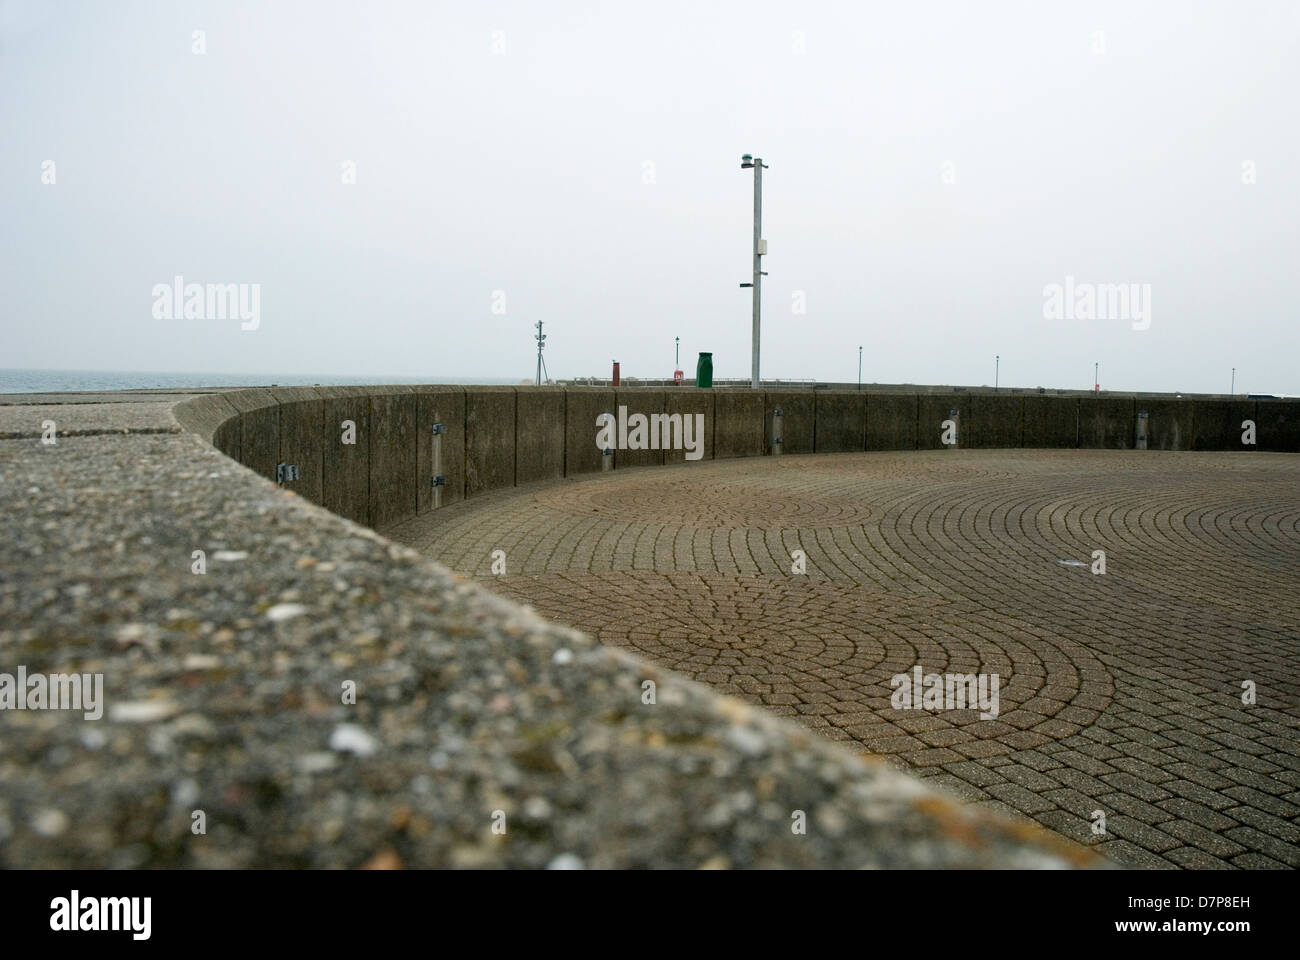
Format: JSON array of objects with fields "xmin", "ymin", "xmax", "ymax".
[{"xmin": 386, "ymin": 449, "xmax": 1300, "ymax": 868}]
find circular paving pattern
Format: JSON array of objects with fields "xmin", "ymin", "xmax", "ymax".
[
  {"xmin": 386, "ymin": 450, "xmax": 1300, "ymax": 869},
  {"xmin": 533, "ymin": 474, "xmax": 878, "ymax": 529},
  {"xmin": 502, "ymin": 572, "xmax": 1111, "ymax": 738}
]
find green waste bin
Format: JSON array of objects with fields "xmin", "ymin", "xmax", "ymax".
[{"xmin": 696, "ymin": 352, "xmax": 713, "ymax": 388}]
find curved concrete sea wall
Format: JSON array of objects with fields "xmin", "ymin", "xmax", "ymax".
[
  {"xmin": 8, "ymin": 384, "xmax": 1292, "ymax": 868},
  {"xmin": 175, "ymin": 386, "xmax": 1297, "ymax": 530}
]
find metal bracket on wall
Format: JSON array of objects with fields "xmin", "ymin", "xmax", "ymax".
[
  {"xmin": 431, "ymin": 423, "xmax": 445, "ymax": 508},
  {"xmin": 276, "ymin": 463, "xmax": 299, "ymax": 484}
]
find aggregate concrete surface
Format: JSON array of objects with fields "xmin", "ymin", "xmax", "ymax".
[
  {"xmin": 388, "ymin": 450, "xmax": 1300, "ymax": 869},
  {"xmin": 0, "ymin": 393, "xmax": 185, "ymax": 439},
  {"xmin": 0, "ymin": 394, "xmax": 1101, "ymax": 868}
]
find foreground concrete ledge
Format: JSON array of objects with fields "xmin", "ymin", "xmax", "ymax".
[{"xmin": 0, "ymin": 391, "xmax": 1107, "ymax": 868}]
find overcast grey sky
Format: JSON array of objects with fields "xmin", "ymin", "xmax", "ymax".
[{"xmin": 3, "ymin": 0, "xmax": 1297, "ymax": 393}]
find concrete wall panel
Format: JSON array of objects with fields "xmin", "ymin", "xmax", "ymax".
[
  {"xmin": 714, "ymin": 390, "xmax": 766, "ymax": 459},
  {"xmin": 814, "ymin": 391, "xmax": 866, "ymax": 453},
  {"xmin": 664, "ymin": 388, "xmax": 714, "ymax": 464},
  {"xmin": 1189, "ymin": 400, "xmax": 1257, "ymax": 451},
  {"xmin": 1022, "ymin": 396, "xmax": 1078, "ymax": 448},
  {"xmin": 465, "ymin": 387, "xmax": 516, "ymax": 497},
  {"xmin": 614, "ymin": 387, "xmax": 667, "ymax": 469},
  {"xmin": 213, "ymin": 414, "xmax": 241, "ymax": 463},
  {"xmin": 1142, "ymin": 399, "xmax": 1193, "ymax": 451},
  {"xmin": 866, "ymin": 393, "xmax": 918, "ymax": 451},
  {"xmin": 225, "ymin": 388, "xmax": 279, "ymax": 480},
  {"xmin": 515, "ymin": 387, "xmax": 566, "ymax": 484},
  {"xmin": 369, "ymin": 387, "xmax": 418, "ymax": 528},
  {"xmin": 319, "ymin": 386, "xmax": 371, "ymax": 526},
  {"xmin": 1256, "ymin": 399, "xmax": 1300, "ymax": 452},
  {"xmin": 968, "ymin": 395, "xmax": 1023, "ymax": 448},
  {"xmin": 565, "ymin": 387, "xmax": 616, "ymax": 476},
  {"xmin": 1080, "ymin": 397, "xmax": 1136, "ymax": 449},
  {"xmin": 917, "ymin": 395, "xmax": 963, "ymax": 450},
  {"xmin": 269, "ymin": 387, "xmax": 324, "ymax": 505}
]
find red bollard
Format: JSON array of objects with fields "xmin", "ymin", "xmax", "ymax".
[{"xmin": 612, "ymin": 361, "xmax": 620, "ymax": 387}]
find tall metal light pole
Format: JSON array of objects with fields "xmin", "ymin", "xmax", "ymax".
[
  {"xmin": 1094, "ymin": 361, "xmax": 1099, "ymax": 393},
  {"xmin": 1231, "ymin": 367, "xmax": 1235, "ymax": 395},
  {"xmin": 995, "ymin": 355, "xmax": 999, "ymax": 391},
  {"xmin": 675, "ymin": 336, "xmax": 680, "ymax": 368},
  {"xmin": 739, "ymin": 154, "xmax": 768, "ymax": 389},
  {"xmin": 858, "ymin": 346, "xmax": 863, "ymax": 391}
]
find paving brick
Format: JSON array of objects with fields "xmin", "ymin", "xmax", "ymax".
[
  {"xmin": 919, "ymin": 773, "xmax": 987, "ymax": 803},
  {"xmin": 954, "ymin": 739, "xmax": 1015, "ymax": 760},
  {"xmin": 1100, "ymin": 792, "xmax": 1176, "ymax": 826},
  {"xmin": 942, "ymin": 760, "xmax": 1007, "ymax": 789},
  {"xmin": 1044, "ymin": 788, "xmax": 1104, "ymax": 817},
  {"xmin": 1165, "ymin": 846, "xmax": 1235, "ymax": 869},
  {"xmin": 1035, "ymin": 809, "xmax": 1096, "ymax": 844},
  {"xmin": 1155, "ymin": 798, "xmax": 1239, "ymax": 831},
  {"xmin": 1221, "ymin": 766, "xmax": 1291, "ymax": 794},
  {"xmin": 998, "ymin": 765, "xmax": 1061, "ymax": 792},
  {"xmin": 1103, "ymin": 818, "xmax": 1182, "ymax": 854},
  {"xmin": 1161, "ymin": 820, "xmax": 1248, "ymax": 859},
  {"xmin": 1223, "ymin": 806, "xmax": 1300, "ymax": 843},
  {"xmin": 1100, "ymin": 772, "xmax": 1173, "ymax": 803},
  {"xmin": 1109, "ymin": 757, "xmax": 1176, "ymax": 784},
  {"xmin": 1223, "ymin": 827, "xmax": 1300, "ymax": 867},
  {"xmin": 901, "ymin": 747, "xmax": 966, "ymax": 767},
  {"xmin": 1214, "ymin": 750, "xmax": 1282, "ymax": 776},
  {"xmin": 984, "ymin": 782, "xmax": 1058, "ymax": 815},
  {"xmin": 1230, "ymin": 853, "xmax": 1288, "ymax": 869},
  {"xmin": 1072, "ymin": 741, "xmax": 1124, "ymax": 762},
  {"xmin": 1093, "ymin": 840, "xmax": 1177, "ymax": 869},
  {"xmin": 1055, "ymin": 750, "xmax": 1117, "ymax": 777},
  {"xmin": 1163, "ymin": 769, "xmax": 1236, "ymax": 796},
  {"xmin": 1221, "ymin": 785, "xmax": 1299, "ymax": 815},
  {"xmin": 1049, "ymin": 767, "xmax": 1114, "ymax": 796},
  {"xmin": 1016, "ymin": 750, "xmax": 1064, "ymax": 773}
]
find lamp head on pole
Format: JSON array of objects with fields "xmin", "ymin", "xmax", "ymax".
[{"xmin": 741, "ymin": 154, "xmax": 754, "ymax": 169}]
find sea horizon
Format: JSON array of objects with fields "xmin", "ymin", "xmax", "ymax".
[{"xmin": 0, "ymin": 368, "xmax": 523, "ymax": 394}]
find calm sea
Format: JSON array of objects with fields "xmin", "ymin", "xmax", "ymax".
[{"xmin": 0, "ymin": 369, "xmax": 520, "ymax": 394}]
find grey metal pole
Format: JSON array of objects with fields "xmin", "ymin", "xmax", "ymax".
[
  {"xmin": 995, "ymin": 355, "xmax": 999, "ymax": 390},
  {"xmin": 751, "ymin": 161, "xmax": 763, "ymax": 390},
  {"xmin": 1231, "ymin": 367, "xmax": 1235, "ymax": 395},
  {"xmin": 858, "ymin": 346, "xmax": 862, "ymax": 390},
  {"xmin": 535, "ymin": 321, "xmax": 544, "ymax": 386}
]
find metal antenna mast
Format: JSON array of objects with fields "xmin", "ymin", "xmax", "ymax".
[{"xmin": 535, "ymin": 321, "xmax": 548, "ymax": 385}]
